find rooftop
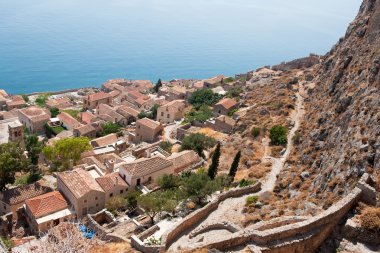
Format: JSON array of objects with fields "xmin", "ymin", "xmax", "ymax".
[
  {"xmin": 25, "ymin": 191, "xmax": 68, "ymax": 218},
  {"xmin": 57, "ymin": 112, "xmax": 82, "ymax": 129},
  {"xmin": 91, "ymin": 133, "xmax": 118, "ymax": 147},
  {"xmin": 57, "ymin": 168, "xmax": 104, "ymax": 199},
  {"xmin": 137, "ymin": 118, "xmax": 162, "ymax": 130},
  {"xmin": 121, "ymin": 156, "xmax": 173, "ymax": 178},
  {"xmin": 19, "ymin": 107, "xmax": 50, "ymax": 121},
  {"xmin": 1, "ymin": 182, "xmax": 53, "ymax": 205},
  {"xmin": 96, "ymin": 172, "xmax": 129, "ymax": 192},
  {"xmin": 215, "ymin": 98, "xmax": 238, "ymax": 110},
  {"xmin": 87, "ymin": 91, "xmax": 112, "ymax": 101}
]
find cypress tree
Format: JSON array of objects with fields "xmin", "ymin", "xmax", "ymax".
[
  {"xmin": 154, "ymin": 78, "xmax": 162, "ymax": 93},
  {"xmin": 228, "ymin": 150, "xmax": 241, "ymax": 180},
  {"xmin": 208, "ymin": 142, "xmax": 221, "ymax": 180}
]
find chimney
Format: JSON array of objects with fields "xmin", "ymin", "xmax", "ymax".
[{"xmin": 106, "ymin": 159, "xmax": 115, "ymax": 173}]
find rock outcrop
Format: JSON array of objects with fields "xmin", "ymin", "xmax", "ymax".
[{"xmin": 274, "ymin": 0, "xmax": 380, "ymax": 211}]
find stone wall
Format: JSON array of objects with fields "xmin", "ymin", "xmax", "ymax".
[
  {"xmin": 160, "ymin": 173, "xmax": 375, "ymax": 252},
  {"xmin": 189, "ymin": 221, "xmax": 239, "ymax": 239},
  {"xmin": 160, "ymin": 182, "xmax": 262, "ymax": 251},
  {"xmin": 131, "ymin": 225, "xmax": 161, "ymax": 253}
]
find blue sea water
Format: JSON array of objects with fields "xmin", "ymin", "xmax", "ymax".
[{"xmin": 0, "ymin": 0, "xmax": 361, "ymax": 94}]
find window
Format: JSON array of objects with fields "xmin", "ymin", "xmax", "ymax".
[
  {"xmin": 167, "ymin": 114, "xmax": 170, "ymax": 119},
  {"xmin": 96, "ymin": 204, "xmax": 99, "ymax": 207},
  {"xmin": 109, "ymin": 193, "xmax": 113, "ymax": 198},
  {"xmin": 120, "ymin": 190, "xmax": 124, "ymax": 194},
  {"xmin": 84, "ymin": 199, "xmax": 87, "ymax": 203},
  {"xmin": 95, "ymin": 197, "xmax": 98, "ymax": 200},
  {"xmin": 161, "ymin": 112, "xmax": 164, "ymax": 116}
]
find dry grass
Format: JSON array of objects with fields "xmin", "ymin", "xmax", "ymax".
[
  {"xmin": 359, "ymin": 206, "xmax": 380, "ymax": 231},
  {"xmin": 90, "ymin": 243, "xmax": 137, "ymax": 253}
]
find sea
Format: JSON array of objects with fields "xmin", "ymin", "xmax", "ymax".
[{"xmin": 0, "ymin": 0, "xmax": 361, "ymax": 94}]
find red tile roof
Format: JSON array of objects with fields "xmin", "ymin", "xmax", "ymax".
[
  {"xmin": 81, "ymin": 111, "xmax": 96, "ymax": 124},
  {"xmin": 57, "ymin": 168, "xmax": 104, "ymax": 199},
  {"xmin": 121, "ymin": 156, "xmax": 173, "ymax": 178},
  {"xmin": 57, "ymin": 112, "xmax": 82, "ymax": 129},
  {"xmin": 215, "ymin": 98, "xmax": 237, "ymax": 110},
  {"xmin": 25, "ymin": 191, "xmax": 68, "ymax": 218},
  {"xmin": 137, "ymin": 118, "xmax": 162, "ymax": 130},
  {"xmin": 88, "ymin": 92, "xmax": 112, "ymax": 102},
  {"xmin": 91, "ymin": 133, "xmax": 118, "ymax": 147},
  {"xmin": 95, "ymin": 172, "xmax": 128, "ymax": 192},
  {"xmin": 2, "ymin": 182, "xmax": 53, "ymax": 205}
]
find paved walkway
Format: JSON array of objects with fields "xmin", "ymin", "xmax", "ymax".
[{"xmin": 167, "ymin": 83, "xmax": 305, "ymax": 252}]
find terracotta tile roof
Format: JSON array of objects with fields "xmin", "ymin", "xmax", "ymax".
[
  {"xmin": 46, "ymin": 97, "xmax": 72, "ymax": 109},
  {"xmin": 159, "ymin": 100, "xmax": 185, "ymax": 113},
  {"xmin": 57, "ymin": 168, "xmax": 104, "ymax": 199},
  {"xmin": 109, "ymin": 90, "xmax": 121, "ymax": 98},
  {"xmin": 81, "ymin": 111, "xmax": 96, "ymax": 124},
  {"xmin": 58, "ymin": 112, "xmax": 82, "ymax": 129},
  {"xmin": 75, "ymin": 124, "xmax": 96, "ymax": 135},
  {"xmin": 116, "ymin": 105, "xmax": 139, "ymax": 118},
  {"xmin": 96, "ymin": 172, "xmax": 128, "ymax": 192},
  {"xmin": 169, "ymin": 86, "xmax": 187, "ymax": 95},
  {"xmin": 2, "ymin": 182, "xmax": 53, "ymax": 205},
  {"xmin": 91, "ymin": 133, "xmax": 118, "ymax": 147},
  {"xmin": 19, "ymin": 107, "xmax": 50, "ymax": 122},
  {"xmin": 215, "ymin": 98, "xmax": 237, "ymax": 110},
  {"xmin": 88, "ymin": 91, "xmax": 112, "ymax": 102},
  {"xmin": 25, "ymin": 191, "xmax": 68, "ymax": 218},
  {"xmin": 127, "ymin": 90, "xmax": 149, "ymax": 101},
  {"xmin": 167, "ymin": 150, "xmax": 201, "ymax": 172},
  {"xmin": 194, "ymin": 81, "xmax": 204, "ymax": 89},
  {"xmin": 137, "ymin": 118, "xmax": 161, "ymax": 130},
  {"xmin": 121, "ymin": 156, "xmax": 173, "ymax": 178}
]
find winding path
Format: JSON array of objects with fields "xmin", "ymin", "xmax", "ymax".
[{"xmin": 167, "ymin": 83, "xmax": 305, "ymax": 252}]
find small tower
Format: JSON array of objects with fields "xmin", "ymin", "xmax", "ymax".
[{"xmin": 8, "ymin": 120, "xmax": 24, "ymax": 143}]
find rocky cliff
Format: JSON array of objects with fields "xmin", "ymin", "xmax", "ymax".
[{"xmin": 275, "ymin": 0, "xmax": 380, "ymax": 211}]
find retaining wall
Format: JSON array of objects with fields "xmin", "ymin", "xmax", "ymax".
[{"xmin": 160, "ymin": 182, "xmax": 262, "ymax": 251}]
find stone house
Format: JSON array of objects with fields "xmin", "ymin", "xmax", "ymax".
[
  {"xmin": 57, "ymin": 168, "xmax": 105, "ymax": 218},
  {"xmin": 134, "ymin": 118, "xmax": 163, "ymax": 143},
  {"xmin": 8, "ymin": 120, "xmax": 24, "ymax": 142},
  {"xmin": 90, "ymin": 133, "xmax": 118, "ymax": 148},
  {"xmin": 18, "ymin": 106, "xmax": 51, "ymax": 134},
  {"xmin": 96, "ymin": 104, "xmax": 127, "ymax": 126},
  {"xmin": 125, "ymin": 90, "xmax": 150, "ymax": 108},
  {"xmin": 165, "ymin": 86, "xmax": 187, "ymax": 101},
  {"xmin": 0, "ymin": 182, "xmax": 53, "ymax": 219},
  {"xmin": 95, "ymin": 172, "xmax": 129, "ymax": 202},
  {"xmin": 83, "ymin": 92, "xmax": 113, "ymax": 110},
  {"xmin": 118, "ymin": 156, "xmax": 174, "ymax": 188},
  {"xmin": 204, "ymin": 75, "xmax": 224, "ymax": 88},
  {"xmin": 24, "ymin": 191, "xmax": 75, "ymax": 234},
  {"xmin": 73, "ymin": 124, "xmax": 97, "ymax": 138},
  {"xmin": 156, "ymin": 100, "xmax": 185, "ymax": 124},
  {"xmin": 45, "ymin": 97, "xmax": 73, "ymax": 110},
  {"xmin": 116, "ymin": 105, "xmax": 139, "ymax": 125},
  {"xmin": 213, "ymin": 115, "xmax": 236, "ymax": 133},
  {"xmin": 213, "ymin": 98, "xmax": 238, "ymax": 116},
  {"xmin": 81, "ymin": 111, "xmax": 97, "ymax": 124},
  {"xmin": 6, "ymin": 96, "xmax": 26, "ymax": 110},
  {"xmin": 57, "ymin": 112, "xmax": 82, "ymax": 131}
]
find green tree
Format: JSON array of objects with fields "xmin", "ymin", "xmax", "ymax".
[
  {"xmin": 180, "ymin": 133, "xmax": 216, "ymax": 158},
  {"xmin": 25, "ymin": 134, "xmax": 45, "ymax": 165},
  {"xmin": 21, "ymin": 94, "xmax": 29, "ymax": 103},
  {"xmin": 153, "ymin": 78, "xmax": 162, "ymax": 93},
  {"xmin": 0, "ymin": 143, "xmax": 29, "ymax": 191},
  {"xmin": 49, "ymin": 107, "xmax": 60, "ymax": 118},
  {"xmin": 182, "ymin": 172, "xmax": 221, "ymax": 205},
  {"xmin": 208, "ymin": 143, "xmax": 221, "ymax": 180},
  {"xmin": 157, "ymin": 174, "xmax": 181, "ymax": 190},
  {"xmin": 184, "ymin": 105, "xmax": 212, "ymax": 123},
  {"xmin": 106, "ymin": 196, "xmax": 128, "ymax": 215},
  {"xmin": 35, "ymin": 93, "xmax": 50, "ymax": 107},
  {"xmin": 226, "ymin": 87, "xmax": 243, "ymax": 99},
  {"xmin": 269, "ymin": 125, "xmax": 288, "ymax": 145},
  {"xmin": 159, "ymin": 141, "xmax": 173, "ymax": 154},
  {"xmin": 126, "ymin": 190, "xmax": 140, "ymax": 209},
  {"xmin": 138, "ymin": 191, "xmax": 177, "ymax": 225},
  {"xmin": 100, "ymin": 122, "xmax": 122, "ymax": 136},
  {"xmin": 137, "ymin": 104, "xmax": 159, "ymax": 120},
  {"xmin": 42, "ymin": 137, "xmax": 92, "ymax": 171},
  {"xmin": 229, "ymin": 150, "xmax": 241, "ymax": 180},
  {"xmin": 188, "ymin": 89, "xmax": 222, "ymax": 108}
]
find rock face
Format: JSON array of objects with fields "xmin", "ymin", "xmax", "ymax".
[{"xmin": 282, "ymin": 0, "xmax": 380, "ymax": 209}]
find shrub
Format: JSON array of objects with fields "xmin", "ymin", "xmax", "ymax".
[
  {"xmin": 269, "ymin": 125, "xmax": 288, "ymax": 145},
  {"xmin": 360, "ymin": 207, "xmax": 380, "ymax": 231},
  {"xmin": 106, "ymin": 196, "xmax": 128, "ymax": 215},
  {"xmin": 239, "ymin": 179, "xmax": 254, "ymax": 187},
  {"xmin": 292, "ymin": 131, "xmax": 302, "ymax": 144},
  {"xmin": 21, "ymin": 94, "xmax": 29, "ymax": 103},
  {"xmin": 251, "ymin": 127, "xmax": 261, "ymax": 138},
  {"xmin": 159, "ymin": 141, "xmax": 173, "ymax": 154},
  {"xmin": 184, "ymin": 105, "xmax": 212, "ymax": 123},
  {"xmin": 180, "ymin": 133, "xmax": 216, "ymax": 158},
  {"xmin": 246, "ymin": 195, "xmax": 258, "ymax": 206},
  {"xmin": 188, "ymin": 89, "xmax": 222, "ymax": 108},
  {"xmin": 1, "ymin": 237, "xmax": 13, "ymax": 250}
]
